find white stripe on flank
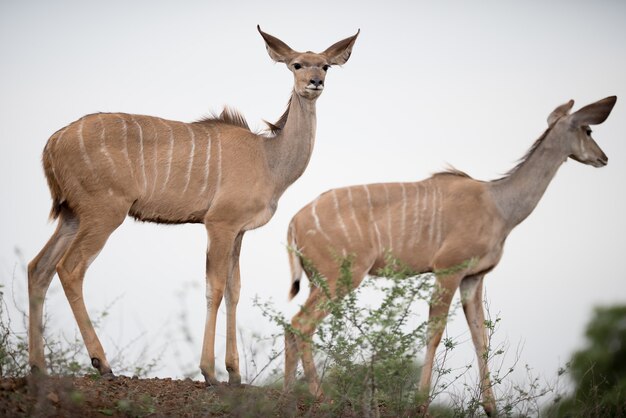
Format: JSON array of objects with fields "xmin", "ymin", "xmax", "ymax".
[
  {"xmin": 215, "ymin": 131, "xmax": 222, "ymax": 197},
  {"xmin": 160, "ymin": 119, "xmax": 174, "ymax": 192},
  {"xmin": 54, "ymin": 127, "xmax": 67, "ymax": 149},
  {"xmin": 132, "ymin": 116, "xmax": 148, "ymax": 194},
  {"xmin": 435, "ymin": 186, "xmax": 443, "ymax": 247},
  {"xmin": 400, "ymin": 183, "xmax": 407, "ymax": 252},
  {"xmin": 427, "ymin": 184, "xmax": 437, "ymax": 244},
  {"xmin": 383, "ymin": 184, "xmax": 393, "ymax": 251},
  {"xmin": 332, "ymin": 190, "xmax": 351, "ymax": 245},
  {"xmin": 49, "ymin": 127, "xmax": 68, "ymax": 184},
  {"xmin": 363, "ymin": 185, "xmax": 383, "ymax": 252},
  {"xmin": 311, "ymin": 197, "xmax": 331, "ymax": 242},
  {"xmin": 77, "ymin": 119, "xmax": 95, "ymax": 173},
  {"xmin": 116, "ymin": 115, "xmax": 135, "ymax": 173},
  {"xmin": 411, "ymin": 183, "xmax": 421, "ymax": 250},
  {"xmin": 421, "ymin": 185, "xmax": 429, "ymax": 240},
  {"xmin": 198, "ymin": 125, "xmax": 212, "ymax": 196},
  {"xmin": 148, "ymin": 118, "xmax": 159, "ymax": 200},
  {"xmin": 182, "ymin": 125, "xmax": 196, "ymax": 194},
  {"xmin": 117, "ymin": 115, "xmax": 135, "ymax": 185},
  {"xmin": 97, "ymin": 115, "xmax": 116, "ymax": 174},
  {"xmin": 347, "ymin": 188, "xmax": 364, "ymax": 240}
]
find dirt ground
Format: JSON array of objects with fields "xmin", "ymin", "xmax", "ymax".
[{"xmin": 0, "ymin": 375, "xmax": 320, "ymax": 417}]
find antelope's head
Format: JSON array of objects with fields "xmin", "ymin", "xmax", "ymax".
[
  {"xmin": 547, "ymin": 96, "xmax": 617, "ymax": 167},
  {"xmin": 258, "ymin": 25, "xmax": 359, "ymax": 100}
]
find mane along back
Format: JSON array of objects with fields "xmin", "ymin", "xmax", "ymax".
[
  {"xmin": 434, "ymin": 126, "xmax": 553, "ymax": 183},
  {"xmin": 196, "ymin": 106, "xmax": 251, "ymax": 131},
  {"xmin": 263, "ymin": 95, "xmax": 292, "ymax": 135},
  {"xmin": 433, "ymin": 167, "xmax": 473, "ymax": 179},
  {"xmin": 196, "ymin": 95, "xmax": 293, "ymax": 137},
  {"xmin": 496, "ymin": 126, "xmax": 552, "ymax": 180}
]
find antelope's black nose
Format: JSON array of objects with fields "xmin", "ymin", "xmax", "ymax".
[{"xmin": 310, "ymin": 78, "xmax": 323, "ymax": 87}]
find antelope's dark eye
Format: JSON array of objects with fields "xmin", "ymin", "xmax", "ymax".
[
  {"xmin": 293, "ymin": 63, "xmax": 302, "ymax": 70},
  {"xmin": 322, "ymin": 64, "xmax": 330, "ymax": 72},
  {"xmin": 586, "ymin": 129, "xmax": 592, "ymax": 135}
]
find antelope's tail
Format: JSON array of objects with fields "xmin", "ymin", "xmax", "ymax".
[
  {"xmin": 42, "ymin": 136, "xmax": 65, "ymax": 221},
  {"xmin": 287, "ymin": 220, "xmax": 303, "ymax": 300}
]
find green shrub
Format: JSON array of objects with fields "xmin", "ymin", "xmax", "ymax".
[{"xmin": 546, "ymin": 305, "xmax": 626, "ymax": 417}]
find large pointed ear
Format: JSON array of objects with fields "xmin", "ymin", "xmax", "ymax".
[
  {"xmin": 571, "ymin": 96, "xmax": 617, "ymax": 126},
  {"xmin": 257, "ymin": 25, "xmax": 297, "ymax": 63},
  {"xmin": 547, "ymin": 100, "xmax": 575, "ymax": 126},
  {"xmin": 322, "ymin": 29, "xmax": 360, "ymax": 65}
]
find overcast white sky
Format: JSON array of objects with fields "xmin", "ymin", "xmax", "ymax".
[{"xmin": 1, "ymin": 0, "xmax": 625, "ymax": 395}]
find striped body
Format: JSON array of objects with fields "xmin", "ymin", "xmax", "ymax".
[
  {"xmin": 283, "ymin": 97, "xmax": 617, "ymax": 416},
  {"xmin": 289, "ymin": 174, "xmax": 504, "ymax": 279},
  {"xmin": 29, "ymin": 26, "xmax": 360, "ymax": 389},
  {"xmin": 43, "ymin": 113, "xmax": 274, "ymax": 227}
]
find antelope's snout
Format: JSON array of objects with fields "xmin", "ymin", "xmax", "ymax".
[
  {"xmin": 594, "ymin": 152, "xmax": 608, "ymax": 167},
  {"xmin": 585, "ymin": 140, "xmax": 609, "ymax": 168},
  {"xmin": 298, "ymin": 73, "xmax": 325, "ymax": 98},
  {"xmin": 307, "ymin": 78, "xmax": 324, "ymax": 90},
  {"xmin": 570, "ymin": 148, "xmax": 608, "ymax": 167}
]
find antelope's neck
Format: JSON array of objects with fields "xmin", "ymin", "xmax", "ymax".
[
  {"xmin": 489, "ymin": 134, "xmax": 567, "ymax": 230},
  {"xmin": 265, "ymin": 92, "xmax": 317, "ymax": 195}
]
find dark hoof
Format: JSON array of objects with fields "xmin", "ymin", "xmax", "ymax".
[
  {"xmin": 203, "ymin": 376, "xmax": 220, "ymax": 388},
  {"xmin": 29, "ymin": 364, "xmax": 45, "ymax": 376},
  {"xmin": 416, "ymin": 403, "xmax": 429, "ymax": 417},
  {"xmin": 484, "ymin": 406, "xmax": 496, "ymax": 417},
  {"xmin": 101, "ymin": 372, "xmax": 116, "ymax": 381},
  {"xmin": 27, "ymin": 366, "xmax": 48, "ymax": 388},
  {"xmin": 92, "ymin": 358, "xmax": 114, "ymax": 378},
  {"xmin": 205, "ymin": 382, "xmax": 224, "ymax": 392},
  {"xmin": 228, "ymin": 374, "xmax": 242, "ymax": 386}
]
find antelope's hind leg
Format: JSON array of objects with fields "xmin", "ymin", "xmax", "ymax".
[
  {"xmin": 56, "ymin": 207, "xmax": 126, "ymax": 377},
  {"xmin": 287, "ymin": 262, "xmax": 370, "ymax": 398},
  {"xmin": 417, "ymin": 270, "xmax": 465, "ymax": 409},
  {"xmin": 28, "ymin": 207, "xmax": 79, "ymax": 374},
  {"xmin": 288, "ymin": 287, "xmax": 327, "ymax": 397},
  {"xmin": 284, "ymin": 326, "xmax": 299, "ymax": 391}
]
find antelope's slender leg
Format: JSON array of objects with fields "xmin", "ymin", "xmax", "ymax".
[
  {"xmin": 56, "ymin": 208, "xmax": 126, "ymax": 375},
  {"xmin": 290, "ymin": 287, "xmax": 327, "ymax": 397},
  {"xmin": 417, "ymin": 271, "xmax": 464, "ymax": 403},
  {"xmin": 284, "ymin": 327, "xmax": 299, "ymax": 391},
  {"xmin": 28, "ymin": 208, "xmax": 79, "ymax": 373},
  {"xmin": 460, "ymin": 274, "xmax": 496, "ymax": 416},
  {"xmin": 224, "ymin": 232, "xmax": 244, "ymax": 385},
  {"xmin": 288, "ymin": 263, "xmax": 370, "ymax": 397},
  {"xmin": 200, "ymin": 224, "xmax": 239, "ymax": 386}
]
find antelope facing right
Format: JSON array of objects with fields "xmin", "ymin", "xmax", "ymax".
[
  {"xmin": 27, "ymin": 26, "xmax": 358, "ymax": 386},
  {"xmin": 284, "ymin": 96, "xmax": 617, "ymax": 415}
]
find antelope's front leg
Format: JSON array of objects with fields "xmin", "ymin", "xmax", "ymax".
[
  {"xmin": 224, "ymin": 232, "xmax": 244, "ymax": 385},
  {"xmin": 460, "ymin": 274, "xmax": 496, "ymax": 416},
  {"xmin": 200, "ymin": 225, "xmax": 239, "ymax": 386}
]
